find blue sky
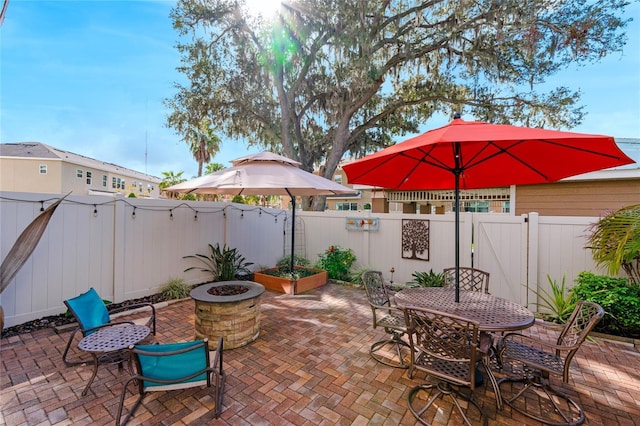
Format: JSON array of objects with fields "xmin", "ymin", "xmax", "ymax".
[{"xmin": 1, "ymin": 0, "xmax": 638, "ymax": 179}]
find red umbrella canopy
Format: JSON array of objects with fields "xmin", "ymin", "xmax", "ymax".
[{"xmin": 343, "ymin": 117, "xmax": 635, "ymax": 190}]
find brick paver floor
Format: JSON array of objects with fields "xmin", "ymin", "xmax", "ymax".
[{"xmin": 1, "ymin": 284, "xmax": 639, "ymax": 425}]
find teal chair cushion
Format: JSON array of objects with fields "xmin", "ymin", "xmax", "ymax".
[
  {"xmin": 135, "ymin": 340, "xmax": 208, "ymax": 388},
  {"xmin": 65, "ymin": 287, "xmax": 110, "ymax": 333}
]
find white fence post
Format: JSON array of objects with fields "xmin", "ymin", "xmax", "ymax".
[
  {"xmin": 527, "ymin": 212, "xmax": 539, "ymax": 309},
  {"xmin": 112, "ymin": 194, "xmax": 126, "ymax": 303}
]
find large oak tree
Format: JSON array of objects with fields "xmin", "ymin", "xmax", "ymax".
[{"xmin": 165, "ymin": 0, "xmax": 631, "ymax": 210}]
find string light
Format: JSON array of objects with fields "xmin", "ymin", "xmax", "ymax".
[
  {"xmin": 93, "ymin": 205, "xmax": 98, "ymax": 217},
  {"xmin": 194, "ymin": 211, "xmax": 198, "ymax": 221},
  {"xmin": 241, "ymin": 211, "xmax": 244, "ymax": 218},
  {"xmin": 132, "ymin": 207, "xmax": 136, "ymax": 218},
  {"xmin": 170, "ymin": 209, "xmax": 173, "ymax": 220},
  {"xmin": 40, "ymin": 201, "xmax": 44, "ymax": 212}
]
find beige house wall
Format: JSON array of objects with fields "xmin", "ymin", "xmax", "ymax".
[
  {"xmin": 515, "ymin": 179, "xmax": 640, "ymax": 216},
  {"xmin": 0, "ymin": 158, "xmax": 63, "ymax": 193},
  {"xmin": 0, "ymin": 156, "xmax": 160, "ymax": 197}
]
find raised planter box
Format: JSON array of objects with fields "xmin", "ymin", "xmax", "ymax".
[{"xmin": 253, "ymin": 267, "xmax": 328, "ymax": 295}]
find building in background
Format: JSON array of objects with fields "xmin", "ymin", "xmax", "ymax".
[{"xmin": 0, "ymin": 142, "xmax": 161, "ymax": 197}]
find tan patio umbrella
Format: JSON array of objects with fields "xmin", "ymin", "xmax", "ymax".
[{"xmin": 166, "ymin": 152, "xmax": 357, "ymax": 272}]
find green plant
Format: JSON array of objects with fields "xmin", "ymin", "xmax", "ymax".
[
  {"xmin": 276, "ymin": 254, "xmax": 311, "ymax": 269},
  {"xmin": 183, "ymin": 243, "xmax": 253, "ymax": 281},
  {"xmin": 532, "ymin": 275, "xmax": 577, "ymax": 324},
  {"xmin": 347, "ymin": 266, "xmax": 372, "ymax": 286},
  {"xmin": 261, "ymin": 267, "xmax": 319, "ymax": 280},
  {"xmin": 573, "ymin": 271, "xmax": 640, "ymax": 337},
  {"xmin": 315, "ymin": 245, "xmax": 356, "ymax": 281},
  {"xmin": 160, "ymin": 278, "xmax": 191, "ymax": 300},
  {"xmin": 410, "ymin": 269, "xmax": 445, "ymax": 287},
  {"xmin": 586, "ymin": 204, "xmax": 640, "ymax": 285}
]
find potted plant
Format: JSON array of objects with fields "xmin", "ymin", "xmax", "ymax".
[{"xmin": 253, "ymin": 254, "xmax": 328, "ymax": 295}]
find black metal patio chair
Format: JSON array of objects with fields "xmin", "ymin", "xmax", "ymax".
[
  {"xmin": 443, "ymin": 267, "xmax": 490, "ymax": 293},
  {"xmin": 404, "ymin": 306, "xmax": 493, "ymax": 425},
  {"xmin": 361, "ymin": 270, "xmax": 411, "ymax": 368},
  {"xmin": 498, "ymin": 301, "xmax": 604, "ymax": 426}
]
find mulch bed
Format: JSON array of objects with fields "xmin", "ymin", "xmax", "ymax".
[{"xmin": 1, "ymin": 293, "xmax": 166, "ymax": 339}]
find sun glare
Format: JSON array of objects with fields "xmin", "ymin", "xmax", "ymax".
[{"xmin": 244, "ymin": 0, "xmax": 282, "ymax": 18}]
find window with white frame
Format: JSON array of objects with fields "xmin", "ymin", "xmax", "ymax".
[
  {"xmin": 86, "ymin": 171, "xmax": 92, "ymax": 185},
  {"xmin": 336, "ymin": 202, "xmax": 359, "ymax": 211},
  {"xmin": 39, "ymin": 164, "xmax": 47, "ymax": 174},
  {"xmin": 76, "ymin": 169, "xmax": 83, "ymax": 178},
  {"xmin": 102, "ymin": 175, "xmax": 107, "ymax": 187},
  {"xmin": 112, "ymin": 177, "xmax": 117, "ymax": 189},
  {"xmin": 334, "ymin": 174, "xmax": 342, "ymax": 184}
]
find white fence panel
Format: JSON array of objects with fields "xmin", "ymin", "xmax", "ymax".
[
  {"xmin": 1, "ymin": 193, "xmax": 116, "ymax": 327},
  {"xmin": 1, "ymin": 190, "xmax": 618, "ymax": 328},
  {"xmin": 534, "ymin": 215, "xmax": 603, "ymax": 302},
  {"xmin": 473, "ymin": 214, "xmax": 528, "ymax": 305},
  {"xmin": 226, "ymin": 204, "xmax": 290, "ymax": 270}
]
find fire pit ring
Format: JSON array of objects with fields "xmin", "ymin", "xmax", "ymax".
[{"xmin": 190, "ymin": 281, "xmax": 265, "ymax": 350}]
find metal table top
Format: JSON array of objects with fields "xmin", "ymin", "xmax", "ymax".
[
  {"xmin": 394, "ymin": 287, "xmax": 535, "ymax": 332},
  {"xmin": 78, "ymin": 324, "xmax": 150, "ymax": 353}
]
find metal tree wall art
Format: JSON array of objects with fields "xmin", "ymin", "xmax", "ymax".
[{"xmin": 402, "ymin": 219, "xmax": 430, "ymax": 261}]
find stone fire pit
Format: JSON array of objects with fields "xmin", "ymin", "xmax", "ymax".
[{"xmin": 190, "ymin": 281, "xmax": 265, "ymax": 350}]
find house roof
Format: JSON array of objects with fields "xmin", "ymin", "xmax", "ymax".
[{"xmin": 0, "ymin": 142, "xmax": 161, "ymax": 183}]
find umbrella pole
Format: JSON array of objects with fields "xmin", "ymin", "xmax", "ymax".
[
  {"xmin": 286, "ymin": 190, "xmax": 295, "ymax": 273},
  {"xmin": 454, "ymin": 171, "xmax": 460, "ymax": 303}
]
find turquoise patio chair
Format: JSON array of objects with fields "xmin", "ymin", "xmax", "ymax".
[
  {"xmin": 116, "ymin": 337, "xmax": 225, "ymax": 426},
  {"xmin": 62, "ymin": 287, "xmax": 156, "ymax": 366}
]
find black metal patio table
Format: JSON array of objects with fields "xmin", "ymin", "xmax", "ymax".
[
  {"xmin": 77, "ymin": 323, "xmax": 150, "ymax": 396},
  {"xmin": 394, "ymin": 287, "xmax": 535, "ymax": 333},
  {"xmin": 394, "ymin": 287, "xmax": 535, "ymax": 410}
]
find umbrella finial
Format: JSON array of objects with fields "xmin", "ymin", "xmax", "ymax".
[{"xmin": 453, "ymin": 112, "xmax": 461, "ymax": 119}]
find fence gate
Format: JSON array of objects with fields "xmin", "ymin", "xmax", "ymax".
[{"xmin": 473, "ymin": 214, "xmax": 529, "ymax": 306}]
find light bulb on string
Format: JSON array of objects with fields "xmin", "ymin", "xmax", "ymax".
[
  {"xmin": 170, "ymin": 209, "xmax": 173, "ymax": 220},
  {"xmin": 93, "ymin": 205, "xmax": 98, "ymax": 217}
]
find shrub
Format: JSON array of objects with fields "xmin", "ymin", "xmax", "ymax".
[
  {"xmin": 315, "ymin": 245, "xmax": 356, "ymax": 281},
  {"xmin": 160, "ymin": 278, "xmax": 191, "ymax": 300},
  {"xmin": 183, "ymin": 243, "xmax": 253, "ymax": 282},
  {"xmin": 410, "ymin": 269, "xmax": 445, "ymax": 287},
  {"xmin": 276, "ymin": 254, "xmax": 311, "ymax": 269},
  {"xmin": 532, "ymin": 275, "xmax": 577, "ymax": 324},
  {"xmin": 573, "ymin": 271, "xmax": 640, "ymax": 338}
]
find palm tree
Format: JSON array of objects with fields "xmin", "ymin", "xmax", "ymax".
[
  {"xmin": 159, "ymin": 171, "xmax": 186, "ymax": 199},
  {"xmin": 204, "ymin": 162, "xmax": 225, "ymax": 175},
  {"xmin": 587, "ymin": 204, "xmax": 640, "ymax": 285},
  {"xmin": 188, "ymin": 119, "xmax": 221, "ymax": 177}
]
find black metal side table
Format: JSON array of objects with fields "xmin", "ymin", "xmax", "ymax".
[{"xmin": 78, "ymin": 324, "xmax": 150, "ymax": 396}]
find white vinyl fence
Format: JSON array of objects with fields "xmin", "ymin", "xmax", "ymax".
[{"xmin": 1, "ymin": 192, "xmax": 608, "ymax": 328}]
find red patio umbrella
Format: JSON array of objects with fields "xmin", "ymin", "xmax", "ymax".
[{"xmin": 343, "ymin": 115, "xmax": 635, "ymax": 302}]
